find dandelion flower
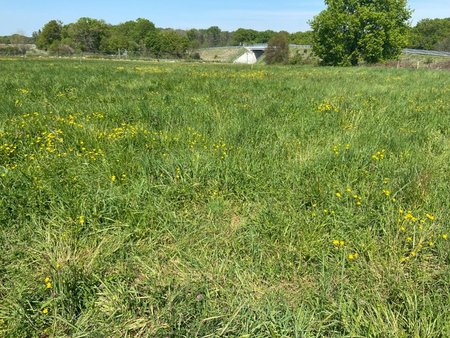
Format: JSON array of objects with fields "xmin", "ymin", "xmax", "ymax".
[
  {"xmin": 42, "ymin": 308, "xmax": 49, "ymax": 314},
  {"xmin": 348, "ymin": 253, "xmax": 358, "ymax": 260}
]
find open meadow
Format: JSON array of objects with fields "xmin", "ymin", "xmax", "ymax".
[{"xmin": 0, "ymin": 58, "xmax": 449, "ymax": 337}]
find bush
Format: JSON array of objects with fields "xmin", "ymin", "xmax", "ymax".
[{"xmin": 265, "ymin": 32, "xmax": 289, "ymax": 65}]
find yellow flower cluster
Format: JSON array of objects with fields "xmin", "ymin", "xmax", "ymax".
[
  {"xmin": 371, "ymin": 149, "xmax": 385, "ymax": 161},
  {"xmin": 398, "ymin": 210, "xmax": 447, "ymax": 262},
  {"xmin": 332, "ymin": 240, "xmax": 359, "ymax": 261},
  {"xmin": 0, "ymin": 143, "xmax": 17, "ymax": 157},
  {"xmin": 17, "ymin": 88, "xmax": 30, "ymax": 94},
  {"xmin": 332, "ymin": 239, "xmax": 345, "ymax": 248},
  {"xmin": 44, "ymin": 276, "xmax": 52, "ymax": 289},
  {"xmin": 134, "ymin": 66, "xmax": 170, "ymax": 74},
  {"xmin": 193, "ymin": 70, "xmax": 267, "ymax": 79},
  {"xmin": 56, "ymin": 114, "xmax": 84, "ymax": 128},
  {"xmin": 111, "ymin": 173, "xmax": 126, "ymax": 183},
  {"xmin": 347, "ymin": 253, "xmax": 359, "ymax": 261},
  {"xmin": 35, "ymin": 130, "xmax": 64, "ymax": 154},
  {"xmin": 331, "ymin": 143, "xmax": 350, "ymax": 155},
  {"xmin": 318, "ymin": 101, "xmax": 339, "ymax": 113},
  {"xmin": 338, "ymin": 188, "xmax": 363, "ymax": 206},
  {"xmin": 98, "ymin": 123, "xmax": 149, "ymax": 141}
]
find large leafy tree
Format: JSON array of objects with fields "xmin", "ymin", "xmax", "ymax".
[
  {"xmin": 310, "ymin": 0, "xmax": 411, "ymax": 65},
  {"xmin": 233, "ymin": 28, "xmax": 258, "ymax": 45},
  {"xmin": 36, "ymin": 20, "xmax": 63, "ymax": 50},
  {"xmin": 101, "ymin": 18, "xmax": 157, "ymax": 54},
  {"xmin": 66, "ymin": 18, "xmax": 109, "ymax": 53},
  {"xmin": 150, "ymin": 30, "xmax": 188, "ymax": 58}
]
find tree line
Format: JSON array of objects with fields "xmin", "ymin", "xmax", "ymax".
[
  {"xmin": 1, "ymin": 9, "xmax": 449, "ymax": 63},
  {"xmin": 408, "ymin": 18, "xmax": 450, "ymax": 51},
  {"xmin": 30, "ymin": 18, "xmax": 313, "ymax": 58}
]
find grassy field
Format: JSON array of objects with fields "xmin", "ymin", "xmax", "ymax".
[{"xmin": 0, "ymin": 58, "xmax": 449, "ymax": 337}]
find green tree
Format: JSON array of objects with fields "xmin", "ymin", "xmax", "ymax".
[
  {"xmin": 36, "ymin": 20, "xmax": 63, "ymax": 50},
  {"xmin": 409, "ymin": 18, "xmax": 450, "ymax": 51},
  {"xmin": 150, "ymin": 30, "xmax": 188, "ymax": 58},
  {"xmin": 186, "ymin": 29, "xmax": 203, "ymax": 49},
  {"xmin": 100, "ymin": 18, "xmax": 157, "ymax": 54},
  {"xmin": 290, "ymin": 31, "xmax": 313, "ymax": 45},
  {"xmin": 265, "ymin": 32, "xmax": 289, "ymax": 65},
  {"xmin": 205, "ymin": 26, "xmax": 222, "ymax": 47},
  {"xmin": 66, "ymin": 17, "xmax": 109, "ymax": 53},
  {"xmin": 310, "ymin": 0, "xmax": 411, "ymax": 65},
  {"xmin": 233, "ymin": 28, "xmax": 258, "ymax": 45},
  {"xmin": 256, "ymin": 30, "xmax": 276, "ymax": 43}
]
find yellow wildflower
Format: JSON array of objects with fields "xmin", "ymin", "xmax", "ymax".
[
  {"xmin": 111, "ymin": 175, "xmax": 116, "ymax": 183},
  {"xmin": 42, "ymin": 308, "xmax": 49, "ymax": 314},
  {"xmin": 348, "ymin": 253, "xmax": 359, "ymax": 260},
  {"xmin": 425, "ymin": 213, "xmax": 435, "ymax": 221},
  {"xmin": 335, "ymin": 192, "xmax": 342, "ymax": 198}
]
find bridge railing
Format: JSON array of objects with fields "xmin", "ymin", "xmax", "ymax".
[{"xmin": 244, "ymin": 44, "xmax": 312, "ymax": 50}]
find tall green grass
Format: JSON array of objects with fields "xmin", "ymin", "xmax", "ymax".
[{"xmin": 0, "ymin": 59, "xmax": 449, "ymax": 337}]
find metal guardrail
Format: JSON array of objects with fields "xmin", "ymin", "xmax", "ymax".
[
  {"xmin": 244, "ymin": 44, "xmax": 312, "ymax": 49},
  {"xmin": 199, "ymin": 44, "xmax": 313, "ymax": 51},
  {"xmin": 200, "ymin": 46, "xmax": 450, "ymax": 58},
  {"xmin": 403, "ymin": 48, "xmax": 450, "ymax": 57}
]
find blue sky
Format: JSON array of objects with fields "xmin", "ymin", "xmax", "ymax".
[{"xmin": 1, "ymin": 0, "xmax": 449, "ymax": 36}]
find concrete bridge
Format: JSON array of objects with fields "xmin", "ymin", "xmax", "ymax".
[{"xmin": 234, "ymin": 44, "xmax": 311, "ymax": 64}]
